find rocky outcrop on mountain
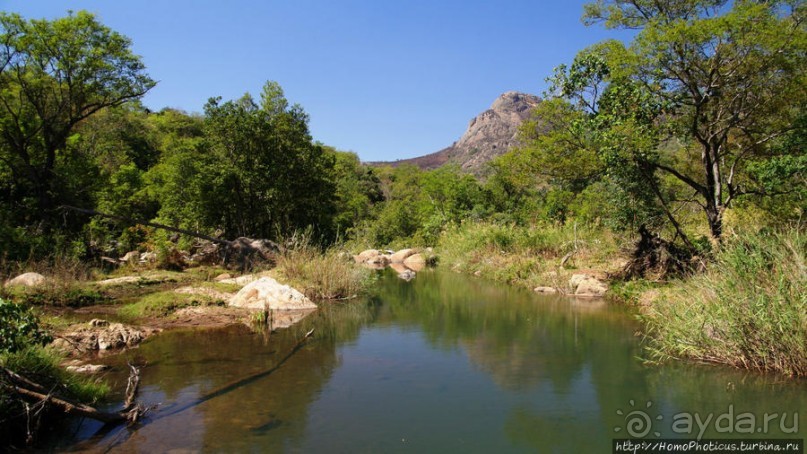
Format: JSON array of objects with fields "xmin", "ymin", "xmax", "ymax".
[{"xmin": 381, "ymin": 91, "xmax": 541, "ymax": 174}]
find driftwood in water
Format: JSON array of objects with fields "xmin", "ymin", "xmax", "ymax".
[
  {"xmin": 157, "ymin": 328, "xmax": 315, "ymax": 420},
  {"xmin": 0, "ymin": 364, "xmax": 146, "ymax": 427}
]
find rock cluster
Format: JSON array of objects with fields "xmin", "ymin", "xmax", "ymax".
[
  {"xmin": 51, "ymin": 319, "xmax": 156, "ymax": 356},
  {"xmin": 353, "ymin": 248, "xmax": 429, "ymax": 280}
]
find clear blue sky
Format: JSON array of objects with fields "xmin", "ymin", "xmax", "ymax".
[{"xmin": 1, "ymin": 0, "xmax": 631, "ymax": 162}]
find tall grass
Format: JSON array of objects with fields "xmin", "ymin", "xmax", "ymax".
[
  {"xmin": 275, "ymin": 238, "xmax": 374, "ymax": 300},
  {"xmin": 437, "ymin": 221, "xmax": 621, "ymax": 289},
  {"xmin": 642, "ymin": 229, "xmax": 806, "ymax": 376},
  {"xmin": 0, "ymin": 256, "xmax": 106, "ymax": 307}
]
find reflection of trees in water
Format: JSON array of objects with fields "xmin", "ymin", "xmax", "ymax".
[
  {"xmin": 89, "ymin": 298, "xmax": 381, "ymax": 452},
  {"xmin": 377, "ymin": 270, "xmax": 654, "ymax": 451},
  {"xmin": 67, "ymin": 270, "xmax": 802, "ymax": 452}
]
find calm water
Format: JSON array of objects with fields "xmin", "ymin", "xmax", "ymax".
[{"xmin": 53, "ymin": 270, "xmax": 805, "ymax": 452}]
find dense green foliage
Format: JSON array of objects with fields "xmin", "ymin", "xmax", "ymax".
[
  {"xmin": 0, "ymin": 11, "xmax": 155, "ymax": 257},
  {"xmin": 0, "ymin": 298, "xmax": 52, "ymax": 354},
  {"xmin": 502, "ymin": 0, "xmax": 806, "ymax": 244}
]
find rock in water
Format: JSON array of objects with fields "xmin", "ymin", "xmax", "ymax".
[
  {"xmin": 389, "ymin": 249, "xmax": 417, "ymax": 263},
  {"xmin": 229, "ymin": 277, "xmax": 317, "ymax": 311}
]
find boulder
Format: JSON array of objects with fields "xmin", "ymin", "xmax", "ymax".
[
  {"xmin": 403, "ymin": 253, "xmax": 426, "ymax": 271},
  {"xmin": 4, "ymin": 272, "xmax": 48, "ymax": 288},
  {"xmin": 568, "ymin": 274, "xmax": 592, "ymax": 290},
  {"xmin": 533, "ymin": 286, "xmax": 558, "ymax": 294},
  {"xmin": 575, "ymin": 278, "xmax": 608, "ymax": 297},
  {"xmin": 569, "ymin": 273, "xmax": 608, "ymax": 297},
  {"xmin": 52, "ymin": 320, "xmax": 154, "ymax": 355},
  {"xmin": 355, "ymin": 249, "xmax": 381, "ymax": 263},
  {"xmin": 367, "ymin": 254, "xmax": 390, "ymax": 266},
  {"xmin": 229, "ymin": 277, "xmax": 317, "ymax": 311},
  {"xmin": 389, "ymin": 249, "xmax": 417, "ymax": 263},
  {"xmin": 120, "ymin": 250, "xmax": 140, "ymax": 263}
]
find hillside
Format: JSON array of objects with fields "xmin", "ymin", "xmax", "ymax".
[{"xmin": 374, "ymin": 91, "xmax": 541, "ymax": 173}]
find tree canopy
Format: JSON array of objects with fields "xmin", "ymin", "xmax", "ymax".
[
  {"xmin": 528, "ymin": 0, "xmax": 806, "ymax": 243},
  {"xmin": 0, "ymin": 11, "xmax": 155, "ymax": 226}
]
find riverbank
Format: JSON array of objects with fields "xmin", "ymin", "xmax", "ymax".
[
  {"xmin": 0, "ymin": 246, "xmax": 375, "ymax": 449},
  {"xmin": 429, "ymin": 222, "xmax": 806, "ymax": 378}
]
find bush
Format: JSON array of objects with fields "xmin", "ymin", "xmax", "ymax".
[{"xmin": 0, "ymin": 298, "xmax": 52, "ymax": 354}]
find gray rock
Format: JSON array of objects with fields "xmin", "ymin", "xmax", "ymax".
[
  {"xmin": 4, "ymin": 272, "xmax": 48, "ymax": 288},
  {"xmin": 534, "ymin": 286, "xmax": 558, "ymax": 294},
  {"xmin": 374, "ymin": 92, "xmax": 541, "ymax": 174}
]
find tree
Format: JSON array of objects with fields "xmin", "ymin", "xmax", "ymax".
[
  {"xmin": 0, "ymin": 11, "xmax": 155, "ymax": 224},
  {"xmin": 150, "ymin": 82, "xmax": 337, "ymax": 241},
  {"xmin": 562, "ymin": 0, "xmax": 806, "ymax": 241}
]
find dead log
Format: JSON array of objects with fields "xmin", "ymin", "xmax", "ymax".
[
  {"xmin": 10, "ymin": 385, "xmax": 126, "ymax": 424},
  {"xmin": 60, "ymin": 205, "xmax": 232, "ymax": 246},
  {"xmin": 1, "ymin": 364, "xmax": 145, "ymax": 426}
]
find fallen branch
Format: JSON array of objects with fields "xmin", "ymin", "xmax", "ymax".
[
  {"xmin": 10, "ymin": 384, "xmax": 125, "ymax": 424},
  {"xmin": 60, "ymin": 205, "xmax": 232, "ymax": 246},
  {"xmin": 157, "ymin": 328, "xmax": 315, "ymax": 419},
  {"xmin": 1, "ymin": 364, "xmax": 145, "ymax": 426}
]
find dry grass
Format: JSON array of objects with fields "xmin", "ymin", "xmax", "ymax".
[
  {"xmin": 274, "ymin": 237, "xmax": 374, "ymax": 300},
  {"xmin": 641, "ymin": 228, "xmax": 807, "ymax": 377}
]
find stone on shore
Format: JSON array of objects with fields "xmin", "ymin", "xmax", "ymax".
[
  {"xmin": 4, "ymin": 272, "xmax": 48, "ymax": 288},
  {"xmin": 229, "ymin": 277, "xmax": 317, "ymax": 311}
]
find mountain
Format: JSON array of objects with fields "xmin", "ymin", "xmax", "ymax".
[{"xmin": 375, "ymin": 91, "xmax": 541, "ymax": 173}]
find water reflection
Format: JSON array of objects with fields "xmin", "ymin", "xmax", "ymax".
[{"xmin": 57, "ymin": 269, "xmax": 805, "ymax": 452}]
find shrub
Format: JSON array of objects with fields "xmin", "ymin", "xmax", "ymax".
[{"xmin": 0, "ymin": 298, "xmax": 52, "ymax": 354}]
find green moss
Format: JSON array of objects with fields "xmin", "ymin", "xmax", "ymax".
[{"xmin": 118, "ymin": 290, "xmax": 222, "ymax": 320}]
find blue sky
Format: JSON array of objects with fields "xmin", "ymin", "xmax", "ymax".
[{"xmin": 1, "ymin": 0, "xmax": 631, "ymax": 161}]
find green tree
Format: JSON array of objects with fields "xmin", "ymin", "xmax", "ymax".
[
  {"xmin": 0, "ymin": 11, "xmax": 155, "ymax": 226},
  {"xmin": 574, "ymin": 0, "xmax": 807, "ymax": 241},
  {"xmin": 326, "ymin": 148, "xmax": 383, "ymax": 236},
  {"xmin": 150, "ymin": 82, "xmax": 337, "ymax": 241}
]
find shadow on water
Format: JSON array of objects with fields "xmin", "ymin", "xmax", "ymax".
[{"xmin": 51, "ymin": 269, "xmax": 805, "ymax": 452}]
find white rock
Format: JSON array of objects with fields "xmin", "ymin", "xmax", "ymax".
[
  {"xmin": 229, "ymin": 277, "xmax": 317, "ymax": 311},
  {"xmin": 4, "ymin": 272, "xmax": 48, "ymax": 288}
]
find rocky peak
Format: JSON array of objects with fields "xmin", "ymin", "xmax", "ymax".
[{"xmin": 377, "ymin": 91, "xmax": 541, "ymax": 174}]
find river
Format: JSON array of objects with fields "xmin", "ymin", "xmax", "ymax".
[{"xmin": 52, "ymin": 269, "xmax": 805, "ymax": 452}]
